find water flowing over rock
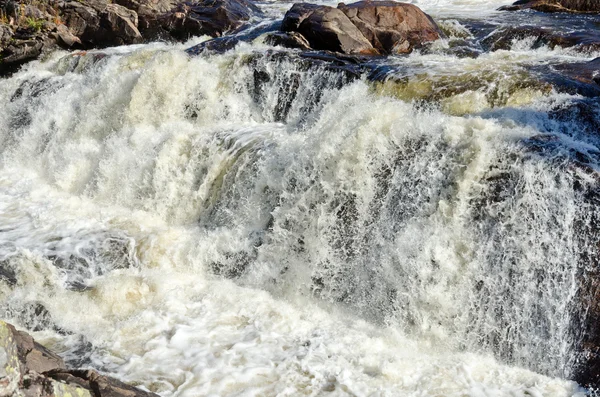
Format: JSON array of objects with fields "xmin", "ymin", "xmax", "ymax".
[
  {"xmin": 159, "ymin": 0, "xmax": 260, "ymax": 39},
  {"xmin": 0, "ymin": 321, "xmax": 158, "ymax": 397},
  {"xmin": 280, "ymin": 1, "xmax": 441, "ymax": 55},
  {"xmin": 501, "ymin": 0, "xmax": 600, "ymax": 13}
]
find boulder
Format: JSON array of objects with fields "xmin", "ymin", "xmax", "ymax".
[
  {"xmin": 54, "ymin": 24, "xmax": 82, "ymax": 47},
  {"xmin": 280, "ymin": 1, "xmax": 441, "ymax": 55},
  {"xmin": 0, "ymin": 320, "xmax": 159, "ymax": 397},
  {"xmin": 159, "ymin": 0, "xmax": 260, "ymax": 40},
  {"xmin": 112, "ymin": 0, "xmax": 178, "ymax": 38},
  {"xmin": 99, "ymin": 3, "xmax": 142, "ymax": 46},
  {"xmin": 500, "ymin": 0, "xmax": 600, "ymax": 13},
  {"xmin": 281, "ymin": 3, "xmax": 376, "ymax": 54},
  {"xmin": 338, "ymin": 1, "xmax": 442, "ymax": 54},
  {"xmin": 60, "ymin": 0, "xmax": 142, "ymax": 47}
]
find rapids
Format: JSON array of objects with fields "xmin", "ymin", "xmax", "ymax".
[{"xmin": 1, "ymin": 0, "xmax": 600, "ymax": 395}]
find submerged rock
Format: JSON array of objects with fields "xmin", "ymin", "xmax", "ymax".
[
  {"xmin": 0, "ymin": 320, "xmax": 158, "ymax": 397},
  {"xmin": 500, "ymin": 0, "xmax": 600, "ymax": 13},
  {"xmin": 481, "ymin": 25, "xmax": 600, "ymax": 52},
  {"xmin": 280, "ymin": 0, "xmax": 441, "ymax": 55}
]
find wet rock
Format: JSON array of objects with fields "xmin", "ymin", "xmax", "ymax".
[
  {"xmin": 0, "ymin": 320, "xmax": 159, "ymax": 397},
  {"xmin": 47, "ymin": 369, "xmax": 159, "ymax": 397},
  {"xmin": 554, "ymin": 57, "xmax": 600, "ymax": 87},
  {"xmin": 280, "ymin": 1, "xmax": 441, "ymax": 55},
  {"xmin": 500, "ymin": 0, "xmax": 600, "ymax": 13},
  {"xmin": 481, "ymin": 25, "xmax": 600, "ymax": 52},
  {"xmin": 264, "ymin": 31, "xmax": 310, "ymax": 50},
  {"xmin": 540, "ymin": 58, "xmax": 600, "ymax": 98},
  {"xmin": 159, "ymin": 0, "xmax": 260, "ymax": 40},
  {"xmin": 185, "ymin": 20, "xmax": 279, "ymax": 54}
]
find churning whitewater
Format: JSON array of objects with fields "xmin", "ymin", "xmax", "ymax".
[{"xmin": 2, "ymin": 0, "xmax": 600, "ymax": 394}]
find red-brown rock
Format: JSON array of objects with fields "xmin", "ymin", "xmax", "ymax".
[{"xmin": 280, "ymin": 0, "xmax": 441, "ymax": 55}]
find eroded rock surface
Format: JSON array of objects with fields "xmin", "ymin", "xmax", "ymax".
[{"xmin": 0, "ymin": 320, "xmax": 158, "ymax": 397}]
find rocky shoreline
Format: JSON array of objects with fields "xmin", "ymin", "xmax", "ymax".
[
  {"xmin": 0, "ymin": 320, "xmax": 158, "ymax": 397},
  {"xmin": 2, "ymin": 0, "xmax": 600, "ymax": 75}
]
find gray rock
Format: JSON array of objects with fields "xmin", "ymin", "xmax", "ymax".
[
  {"xmin": 0, "ymin": 320, "xmax": 160, "ymax": 397},
  {"xmin": 100, "ymin": 4, "xmax": 142, "ymax": 45},
  {"xmin": 55, "ymin": 24, "xmax": 82, "ymax": 47}
]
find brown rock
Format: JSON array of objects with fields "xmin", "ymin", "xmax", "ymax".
[
  {"xmin": 280, "ymin": 1, "xmax": 441, "ymax": 55},
  {"xmin": 264, "ymin": 31, "xmax": 311, "ymax": 50},
  {"xmin": 500, "ymin": 0, "xmax": 600, "ymax": 13},
  {"xmin": 159, "ymin": 0, "xmax": 261, "ymax": 40},
  {"xmin": 47, "ymin": 369, "xmax": 159, "ymax": 397},
  {"xmin": 0, "ymin": 321, "xmax": 159, "ymax": 397},
  {"xmin": 338, "ymin": 1, "xmax": 442, "ymax": 54},
  {"xmin": 283, "ymin": 3, "xmax": 376, "ymax": 54},
  {"xmin": 100, "ymin": 3, "xmax": 142, "ymax": 45}
]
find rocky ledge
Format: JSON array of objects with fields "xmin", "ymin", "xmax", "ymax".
[
  {"xmin": 500, "ymin": 0, "xmax": 600, "ymax": 13},
  {"xmin": 0, "ymin": 320, "xmax": 157, "ymax": 397},
  {"xmin": 0, "ymin": 0, "xmax": 260, "ymax": 75}
]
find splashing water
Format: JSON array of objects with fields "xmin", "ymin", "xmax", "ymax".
[{"xmin": 1, "ymin": 9, "xmax": 600, "ymax": 397}]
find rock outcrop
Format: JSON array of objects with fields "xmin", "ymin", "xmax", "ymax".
[
  {"xmin": 159, "ymin": 0, "xmax": 260, "ymax": 40},
  {"xmin": 279, "ymin": 1, "xmax": 441, "ymax": 55},
  {"xmin": 500, "ymin": 0, "xmax": 600, "ymax": 13},
  {"xmin": 0, "ymin": 320, "xmax": 158, "ymax": 397},
  {"xmin": 0, "ymin": 0, "xmax": 260, "ymax": 75}
]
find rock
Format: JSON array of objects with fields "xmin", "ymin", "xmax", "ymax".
[
  {"xmin": 280, "ymin": 1, "xmax": 441, "ymax": 55},
  {"xmin": 159, "ymin": 0, "xmax": 260, "ymax": 40},
  {"xmin": 264, "ymin": 31, "xmax": 310, "ymax": 50},
  {"xmin": 48, "ymin": 369, "xmax": 159, "ymax": 397},
  {"xmin": 54, "ymin": 24, "xmax": 82, "ymax": 48},
  {"xmin": 481, "ymin": 25, "xmax": 600, "ymax": 52},
  {"xmin": 281, "ymin": 3, "xmax": 375, "ymax": 54},
  {"xmin": 60, "ymin": 1, "xmax": 102, "ymax": 42},
  {"xmin": 60, "ymin": 0, "xmax": 142, "ymax": 47},
  {"xmin": 1, "ymin": 38, "xmax": 44, "ymax": 65},
  {"xmin": 500, "ymin": 0, "xmax": 600, "ymax": 13},
  {"xmin": 337, "ymin": 1, "xmax": 442, "ymax": 54},
  {"xmin": 112, "ymin": 0, "xmax": 177, "ymax": 38},
  {"xmin": 0, "ymin": 320, "xmax": 160, "ymax": 397},
  {"xmin": 99, "ymin": 3, "xmax": 142, "ymax": 46},
  {"xmin": 554, "ymin": 58, "xmax": 600, "ymax": 87},
  {"xmin": 0, "ymin": 24, "xmax": 13, "ymax": 47}
]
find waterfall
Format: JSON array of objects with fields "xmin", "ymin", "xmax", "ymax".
[{"xmin": 0, "ymin": 34, "xmax": 596, "ymax": 395}]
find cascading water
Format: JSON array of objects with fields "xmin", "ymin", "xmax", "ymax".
[{"xmin": 2, "ymin": 0, "xmax": 600, "ymax": 394}]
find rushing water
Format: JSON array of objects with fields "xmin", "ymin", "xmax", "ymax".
[{"xmin": 2, "ymin": 0, "xmax": 600, "ymax": 395}]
